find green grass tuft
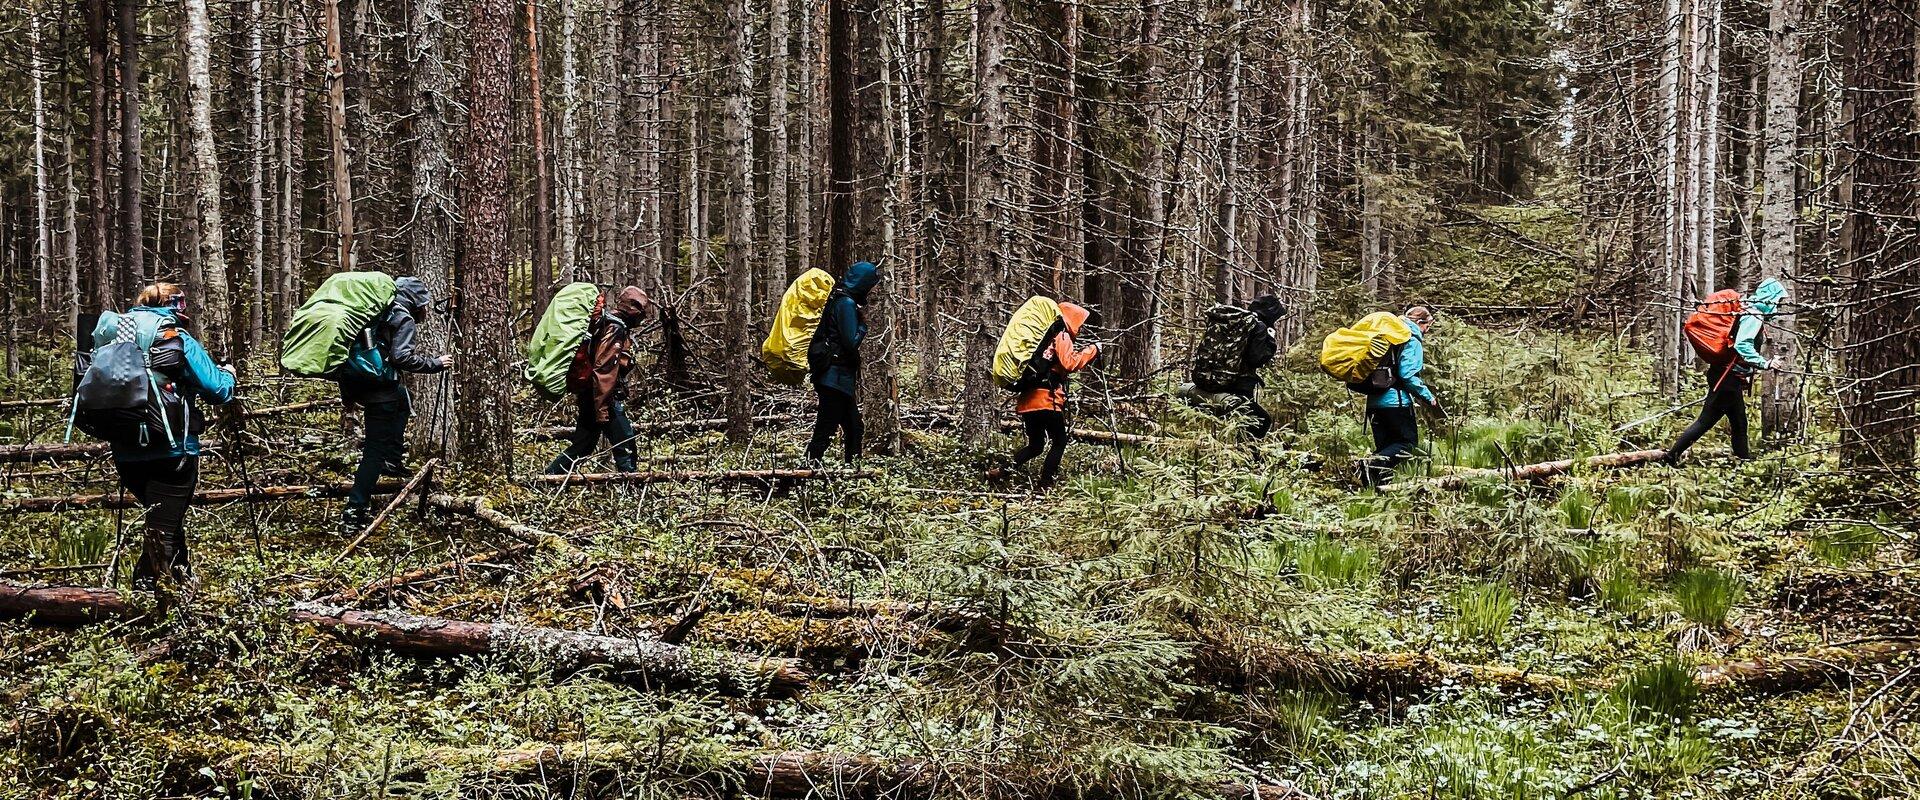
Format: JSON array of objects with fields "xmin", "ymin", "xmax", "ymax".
[
  {"xmin": 1292, "ymin": 535, "xmax": 1378, "ymax": 590},
  {"xmin": 1448, "ymin": 580, "xmax": 1519, "ymax": 644},
  {"xmin": 1671, "ymin": 568, "xmax": 1745, "ymax": 628},
  {"xmin": 1612, "ymin": 658, "xmax": 1699, "ymax": 721}
]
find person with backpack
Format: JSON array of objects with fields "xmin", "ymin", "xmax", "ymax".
[
  {"xmin": 97, "ymin": 283, "xmax": 236, "ymax": 592},
  {"xmin": 338, "ymin": 277, "xmax": 453, "ymax": 531},
  {"xmin": 1362, "ymin": 306, "xmax": 1440, "ymax": 487},
  {"xmin": 1190, "ymin": 295, "xmax": 1288, "ymax": 439},
  {"xmin": 1664, "ymin": 278, "xmax": 1788, "ymax": 465},
  {"xmin": 547, "ymin": 286, "xmax": 652, "ymax": 474},
  {"xmin": 1009, "ymin": 302, "xmax": 1101, "ymax": 489},
  {"xmin": 805, "ymin": 261, "xmax": 881, "ymax": 465}
]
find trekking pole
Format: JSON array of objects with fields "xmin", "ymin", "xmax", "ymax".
[{"xmin": 222, "ymin": 402, "xmax": 266, "ymax": 563}]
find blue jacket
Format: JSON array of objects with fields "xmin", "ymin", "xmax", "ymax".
[
  {"xmin": 1367, "ymin": 317, "xmax": 1436, "ymax": 410},
  {"xmin": 1731, "ymin": 278, "xmax": 1787, "ymax": 372},
  {"xmin": 113, "ymin": 306, "xmax": 236, "ymax": 463},
  {"xmin": 814, "ymin": 261, "xmax": 879, "ymax": 397}
]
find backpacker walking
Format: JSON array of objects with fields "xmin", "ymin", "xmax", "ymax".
[
  {"xmin": 1189, "ymin": 295, "xmax": 1288, "ymax": 439},
  {"xmin": 805, "ymin": 261, "xmax": 880, "ymax": 465},
  {"xmin": 336, "ymin": 277, "xmax": 452, "ymax": 531},
  {"xmin": 547, "ymin": 286, "xmax": 653, "ymax": 474},
  {"xmin": 1362, "ymin": 306, "xmax": 1440, "ymax": 487},
  {"xmin": 1664, "ymin": 278, "xmax": 1788, "ymax": 465},
  {"xmin": 76, "ymin": 283, "xmax": 236, "ymax": 593},
  {"xmin": 1008, "ymin": 302, "xmax": 1100, "ymax": 489}
]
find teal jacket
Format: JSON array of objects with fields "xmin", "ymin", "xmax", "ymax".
[
  {"xmin": 1731, "ymin": 278, "xmax": 1787, "ymax": 372},
  {"xmin": 111, "ymin": 306, "xmax": 236, "ymax": 463},
  {"xmin": 1367, "ymin": 317, "xmax": 1436, "ymax": 410},
  {"xmin": 813, "ymin": 261, "xmax": 879, "ymax": 396}
]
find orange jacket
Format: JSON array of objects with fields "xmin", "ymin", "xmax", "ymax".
[{"xmin": 1016, "ymin": 303, "xmax": 1099, "ymax": 414}]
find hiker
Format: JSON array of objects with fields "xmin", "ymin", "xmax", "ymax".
[
  {"xmin": 1190, "ymin": 295, "xmax": 1288, "ymax": 439},
  {"xmin": 1664, "ymin": 278, "xmax": 1788, "ymax": 464},
  {"xmin": 1363, "ymin": 306, "xmax": 1440, "ymax": 487},
  {"xmin": 805, "ymin": 261, "xmax": 880, "ymax": 465},
  {"xmin": 338, "ymin": 277, "xmax": 452, "ymax": 531},
  {"xmin": 104, "ymin": 283, "xmax": 236, "ymax": 591},
  {"xmin": 1011, "ymin": 302, "xmax": 1101, "ymax": 488},
  {"xmin": 547, "ymin": 286, "xmax": 653, "ymax": 474}
]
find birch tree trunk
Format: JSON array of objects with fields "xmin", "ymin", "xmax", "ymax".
[
  {"xmin": 323, "ymin": 0, "xmax": 356, "ymax": 272},
  {"xmin": 28, "ymin": 0, "xmax": 53, "ymax": 311},
  {"xmin": 556, "ymin": 0, "xmax": 580, "ymax": 282},
  {"xmin": 722, "ymin": 0, "xmax": 758, "ymax": 443},
  {"xmin": 182, "ymin": 0, "xmax": 234, "ymax": 355},
  {"xmin": 459, "ymin": 0, "xmax": 516, "ymax": 470},
  {"xmin": 1758, "ymin": 0, "xmax": 1805, "ymax": 440}
]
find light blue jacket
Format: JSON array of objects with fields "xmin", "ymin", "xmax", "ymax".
[
  {"xmin": 1731, "ymin": 278, "xmax": 1787, "ymax": 372},
  {"xmin": 112, "ymin": 306, "xmax": 236, "ymax": 462},
  {"xmin": 1367, "ymin": 317, "xmax": 1436, "ymax": 410}
]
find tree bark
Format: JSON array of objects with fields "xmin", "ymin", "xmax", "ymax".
[
  {"xmin": 556, "ymin": 0, "xmax": 580, "ymax": 282},
  {"xmin": 29, "ymin": 0, "xmax": 54, "ymax": 312},
  {"xmin": 182, "ymin": 0, "xmax": 235, "ymax": 355},
  {"xmin": 827, "ymin": 0, "xmax": 855, "ymax": 272},
  {"xmin": 1758, "ymin": 0, "xmax": 1805, "ymax": 441},
  {"xmin": 117, "ymin": 0, "xmax": 143, "ymax": 295},
  {"xmin": 722, "ymin": 0, "xmax": 758, "ymax": 443},
  {"xmin": 458, "ymin": 0, "xmax": 517, "ymax": 470},
  {"xmin": 246, "ymin": 0, "xmax": 269, "ymax": 352},
  {"xmin": 86, "ymin": 0, "xmax": 113, "ymax": 312},
  {"xmin": 526, "ymin": 0, "xmax": 555, "ymax": 313},
  {"xmin": 0, "ymin": 583, "xmax": 140, "ymax": 625},
  {"xmin": 407, "ymin": 0, "xmax": 458, "ymax": 456},
  {"xmin": 768, "ymin": 0, "xmax": 793, "ymax": 282},
  {"xmin": 278, "ymin": 0, "xmax": 308, "ymax": 329},
  {"xmin": 957, "ymin": 0, "xmax": 1012, "ymax": 442},
  {"xmin": 323, "ymin": 0, "xmax": 355, "ymax": 271}
]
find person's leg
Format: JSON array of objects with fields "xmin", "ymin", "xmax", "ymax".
[
  {"xmin": 604, "ymin": 401, "xmax": 639, "ymax": 473},
  {"xmin": 806, "ymin": 387, "xmax": 843, "ymax": 463},
  {"xmin": 349, "ymin": 401, "xmax": 408, "ymax": 512},
  {"xmin": 1038, "ymin": 411, "xmax": 1069, "ymax": 487},
  {"xmin": 1725, "ymin": 390, "xmax": 1751, "ymax": 459},
  {"xmin": 1238, "ymin": 393, "xmax": 1273, "ymax": 439},
  {"xmin": 842, "ymin": 393, "xmax": 864, "ymax": 463},
  {"xmin": 547, "ymin": 400, "xmax": 603, "ymax": 474},
  {"xmin": 1366, "ymin": 407, "xmax": 1417, "ymax": 486},
  {"xmin": 1665, "ymin": 393, "xmax": 1728, "ymax": 462},
  {"xmin": 125, "ymin": 456, "xmax": 197, "ymax": 588},
  {"xmin": 1013, "ymin": 412, "xmax": 1048, "ymax": 465}
]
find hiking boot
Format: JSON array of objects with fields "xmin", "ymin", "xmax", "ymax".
[
  {"xmin": 983, "ymin": 466, "xmax": 1010, "ymax": 481},
  {"xmin": 380, "ymin": 461, "xmax": 412, "ymax": 479},
  {"xmin": 340, "ymin": 505, "xmax": 373, "ymax": 534}
]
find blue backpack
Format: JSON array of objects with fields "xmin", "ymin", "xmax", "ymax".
[{"xmin": 68, "ymin": 310, "xmax": 199, "ymax": 449}]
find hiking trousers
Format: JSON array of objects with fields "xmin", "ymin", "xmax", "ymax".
[
  {"xmin": 349, "ymin": 398, "xmax": 410, "ymax": 509},
  {"xmin": 807, "ymin": 386, "xmax": 863, "ymax": 463},
  {"xmin": 548, "ymin": 399, "xmax": 639, "ymax": 474},
  {"xmin": 115, "ymin": 455, "xmax": 200, "ymax": 587},
  {"xmin": 1365, "ymin": 406, "xmax": 1419, "ymax": 486},
  {"xmin": 1218, "ymin": 390, "xmax": 1273, "ymax": 439},
  {"xmin": 1014, "ymin": 410, "xmax": 1070, "ymax": 487},
  {"xmin": 1668, "ymin": 379, "xmax": 1750, "ymax": 461}
]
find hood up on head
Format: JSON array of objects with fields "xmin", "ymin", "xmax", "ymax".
[
  {"xmin": 840, "ymin": 261, "xmax": 880, "ymax": 303},
  {"xmin": 1250, "ymin": 295, "xmax": 1287, "ymax": 326},
  {"xmin": 614, "ymin": 286, "xmax": 652, "ymax": 324},
  {"xmin": 1058, "ymin": 302, "xmax": 1091, "ymax": 336},
  {"xmin": 394, "ymin": 277, "xmax": 433, "ymax": 317},
  {"xmin": 1748, "ymin": 278, "xmax": 1787, "ymax": 315}
]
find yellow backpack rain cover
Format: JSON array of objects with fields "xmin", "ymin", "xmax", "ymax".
[
  {"xmin": 992, "ymin": 296, "xmax": 1062, "ymax": 389},
  {"xmin": 1318, "ymin": 312, "xmax": 1413, "ymax": 384},
  {"xmin": 761, "ymin": 268, "xmax": 838, "ymax": 385}
]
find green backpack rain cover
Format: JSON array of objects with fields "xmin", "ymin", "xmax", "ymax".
[
  {"xmin": 525, "ymin": 282, "xmax": 603, "ymax": 400},
  {"xmin": 280, "ymin": 272, "xmax": 397, "ymax": 378}
]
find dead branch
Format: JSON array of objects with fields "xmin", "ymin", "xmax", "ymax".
[
  {"xmin": 0, "ymin": 480, "xmax": 404, "ymax": 512},
  {"xmin": 522, "ymin": 468, "xmax": 871, "ymax": 487},
  {"xmin": 0, "ymin": 439, "xmax": 226, "ymax": 464},
  {"xmin": 1693, "ymin": 639, "xmax": 1920, "ymax": 694},
  {"xmin": 332, "ymin": 459, "xmax": 439, "ymax": 565},
  {"xmin": 323, "ymin": 543, "xmax": 537, "ymax": 603},
  {"xmin": 422, "ymin": 494, "xmax": 571, "ymax": 549},
  {"xmin": 1387, "ymin": 449, "xmax": 1669, "ymax": 491}
]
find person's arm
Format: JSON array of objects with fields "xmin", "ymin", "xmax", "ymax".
[
  {"xmin": 1398, "ymin": 339, "xmax": 1436, "ymax": 406},
  {"xmin": 1242, "ymin": 330, "xmax": 1277, "ymax": 375},
  {"xmin": 1732, "ymin": 313, "xmax": 1769, "ymax": 370},
  {"xmin": 385, "ymin": 312, "xmax": 447, "ymax": 374},
  {"xmin": 832, "ymin": 297, "xmax": 864, "ymax": 352},
  {"xmin": 587, "ymin": 322, "xmax": 628, "ymax": 423},
  {"xmin": 174, "ymin": 331, "xmax": 236, "ymax": 404},
  {"xmin": 1053, "ymin": 332, "xmax": 1100, "ymax": 372}
]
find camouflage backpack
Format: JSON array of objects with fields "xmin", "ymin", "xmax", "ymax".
[{"xmin": 1191, "ymin": 305, "xmax": 1261, "ymax": 392}]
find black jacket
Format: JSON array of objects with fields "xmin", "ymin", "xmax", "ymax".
[
  {"xmin": 1223, "ymin": 328, "xmax": 1278, "ymax": 397},
  {"xmin": 340, "ymin": 278, "xmax": 447, "ymax": 405}
]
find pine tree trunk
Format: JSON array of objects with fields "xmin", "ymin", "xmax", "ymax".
[
  {"xmin": 29, "ymin": 0, "xmax": 53, "ymax": 313},
  {"xmin": 323, "ymin": 0, "xmax": 355, "ymax": 271},
  {"xmin": 556, "ymin": 0, "xmax": 580, "ymax": 282},
  {"xmin": 247, "ymin": 0, "xmax": 268, "ymax": 352},
  {"xmin": 827, "ymin": 0, "xmax": 854, "ymax": 273},
  {"xmin": 914, "ymin": 0, "xmax": 948, "ymax": 397},
  {"xmin": 526, "ymin": 0, "xmax": 554, "ymax": 313},
  {"xmin": 768, "ymin": 0, "xmax": 792, "ymax": 281},
  {"xmin": 957, "ymin": 0, "xmax": 1012, "ymax": 441},
  {"xmin": 408, "ymin": 0, "xmax": 457, "ymax": 456},
  {"xmin": 278, "ymin": 0, "xmax": 307, "ymax": 328},
  {"xmin": 1758, "ymin": 0, "xmax": 1805, "ymax": 441},
  {"xmin": 86, "ymin": 0, "xmax": 113, "ymax": 312},
  {"xmin": 118, "ymin": 0, "xmax": 143, "ymax": 295},
  {"xmin": 459, "ymin": 0, "xmax": 517, "ymax": 470},
  {"xmin": 722, "ymin": 0, "xmax": 758, "ymax": 444},
  {"xmin": 183, "ymin": 0, "xmax": 234, "ymax": 356}
]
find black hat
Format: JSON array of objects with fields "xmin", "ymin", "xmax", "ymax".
[{"xmin": 1250, "ymin": 295, "xmax": 1287, "ymax": 325}]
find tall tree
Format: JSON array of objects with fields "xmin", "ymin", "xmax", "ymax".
[
  {"xmin": 86, "ymin": 0, "xmax": 112, "ymax": 311},
  {"xmin": 556, "ymin": 0, "xmax": 580, "ymax": 281},
  {"xmin": 458, "ymin": 0, "xmax": 516, "ymax": 468},
  {"xmin": 323, "ymin": 0, "xmax": 355, "ymax": 271},
  {"xmin": 722, "ymin": 0, "xmax": 757, "ymax": 442},
  {"xmin": 526, "ymin": 0, "xmax": 554, "ymax": 312},
  {"xmin": 1757, "ymin": 0, "xmax": 1804, "ymax": 440},
  {"xmin": 957, "ymin": 0, "xmax": 1012, "ymax": 439},
  {"xmin": 408, "ymin": 0, "xmax": 457, "ymax": 455},
  {"xmin": 246, "ymin": 0, "xmax": 269, "ymax": 349},
  {"xmin": 118, "ymin": 0, "xmax": 142, "ymax": 293},
  {"xmin": 28, "ymin": 0, "xmax": 53, "ymax": 312},
  {"xmin": 826, "ymin": 0, "xmax": 854, "ymax": 272},
  {"xmin": 182, "ymin": 0, "xmax": 235, "ymax": 354},
  {"xmin": 278, "ymin": 0, "xmax": 308, "ymax": 326}
]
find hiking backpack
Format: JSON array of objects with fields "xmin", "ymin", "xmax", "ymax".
[
  {"xmin": 69, "ymin": 310, "xmax": 200, "ymax": 449},
  {"xmin": 1191, "ymin": 305, "xmax": 1262, "ymax": 392},
  {"xmin": 992, "ymin": 296, "xmax": 1064, "ymax": 393},
  {"xmin": 761, "ymin": 268, "xmax": 838, "ymax": 385},
  {"xmin": 280, "ymin": 271, "xmax": 398, "ymax": 378},
  {"xmin": 806, "ymin": 288, "xmax": 858, "ymax": 381},
  {"xmin": 1318, "ymin": 312, "xmax": 1413, "ymax": 396},
  {"xmin": 525, "ymin": 282, "xmax": 606, "ymax": 400},
  {"xmin": 1682, "ymin": 289, "xmax": 1744, "ymax": 366}
]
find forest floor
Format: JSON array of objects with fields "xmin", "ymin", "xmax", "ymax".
[{"xmin": 1, "ymin": 317, "xmax": 1916, "ymax": 799}]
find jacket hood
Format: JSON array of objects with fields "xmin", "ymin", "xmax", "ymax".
[
  {"xmin": 1059, "ymin": 302, "xmax": 1090, "ymax": 336},
  {"xmin": 1748, "ymin": 278, "xmax": 1787, "ymax": 315},
  {"xmin": 840, "ymin": 261, "xmax": 880, "ymax": 302},
  {"xmin": 128, "ymin": 305, "xmax": 181, "ymax": 321},
  {"xmin": 614, "ymin": 286, "xmax": 651, "ymax": 324},
  {"xmin": 1250, "ymin": 295, "xmax": 1287, "ymax": 326},
  {"xmin": 394, "ymin": 277, "xmax": 432, "ymax": 316}
]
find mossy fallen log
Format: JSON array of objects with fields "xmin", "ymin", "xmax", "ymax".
[
  {"xmin": 522, "ymin": 468, "xmax": 871, "ymax": 487},
  {"xmin": 1692, "ymin": 639, "xmax": 1920, "ymax": 694},
  {"xmin": 520, "ymin": 413, "xmax": 802, "ymax": 440},
  {"xmin": 291, "ymin": 601, "xmax": 809, "ymax": 698},
  {"xmin": 0, "ymin": 582, "xmax": 143, "ymax": 625},
  {"xmin": 0, "ymin": 480, "xmax": 404, "ymax": 512},
  {"xmin": 422, "ymin": 493, "xmax": 572, "ymax": 549},
  {"xmin": 1388, "ymin": 449, "xmax": 1668, "ymax": 491}
]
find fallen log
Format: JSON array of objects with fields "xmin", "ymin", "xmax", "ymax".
[
  {"xmin": 240, "ymin": 398, "xmax": 341, "ymax": 418},
  {"xmin": 0, "ymin": 480, "xmax": 404, "ymax": 513},
  {"xmin": 1387, "ymin": 449, "xmax": 1668, "ymax": 491},
  {"xmin": 1692, "ymin": 639, "xmax": 1920, "ymax": 694},
  {"xmin": 522, "ymin": 468, "xmax": 871, "ymax": 487},
  {"xmin": 0, "ymin": 582, "xmax": 142, "ymax": 625},
  {"xmin": 0, "ymin": 398, "xmax": 70, "ymax": 411},
  {"xmin": 423, "ymin": 494, "xmax": 570, "ymax": 549},
  {"xmin": 520, "ymin": 413, "xmax": 801, "ymax": 440},
  {"xmin": 0, "ymin": 439, "xmax": 226, "ymax": 464},
  {"xmin": 291, "ymin": 602, "xmax": 809, "ymax": 698}
]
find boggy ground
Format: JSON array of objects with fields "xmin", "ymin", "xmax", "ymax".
[{"xmin": 1, "ymin": 323, "xmax": 1915, "ymax": 800}]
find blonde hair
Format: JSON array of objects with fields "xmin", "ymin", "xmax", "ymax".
[{"xmin": 137, "ymin": 282, "xmax": 185, "ymax": 308}]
